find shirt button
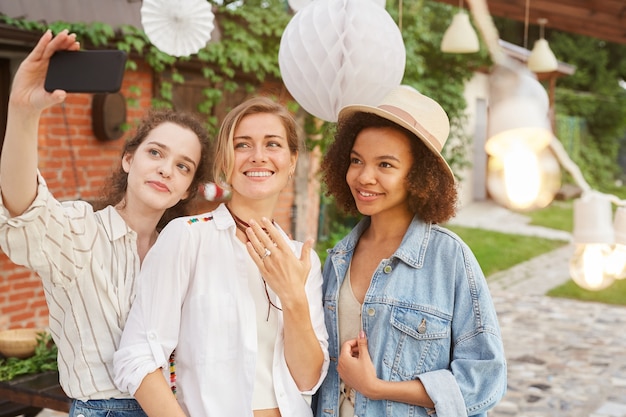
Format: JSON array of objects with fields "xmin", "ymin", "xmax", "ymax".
[
  {"xmin": 148, "ymin": 332, "xmax": 157, "ymax": 340},
  {"xmin": 367, "ymin": 307, "xmax": 375, "ymax": 316},
  {"xmin": 383, "ymin": 265, "xmax": 392, "ymax": 273}
]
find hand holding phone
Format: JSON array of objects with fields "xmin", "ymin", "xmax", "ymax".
[{"xmin": 44, "ymin": 50, "xmax": 127, "ymax": 93}]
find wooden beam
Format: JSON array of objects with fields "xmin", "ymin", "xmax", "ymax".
[{"xmin": 433, "ymin": 0, "xmax": 626, "ymax": 45}]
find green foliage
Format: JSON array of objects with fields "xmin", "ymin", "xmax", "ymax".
[
  {"xmin": 0, "ymin": 332, "xmax": 58, "ymax": 381},
  {"xmin": 0, "ymin": 0, "xmax": 292, "ymax": 136},
  {"xmin": 315, "ymin": 221, "xmax": 355, "ymax": 266}
]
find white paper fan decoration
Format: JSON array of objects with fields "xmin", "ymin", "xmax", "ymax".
[{"xmin": 141, "ymin": 0, "xmax": 215, "ymax": 57}]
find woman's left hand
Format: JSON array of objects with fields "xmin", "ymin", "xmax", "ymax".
[
  {"xmin": 245, "ymin": 217, "xmax": 313, "ymax": 304},
  {"xmin": 338, "ymin": 331, "xmax": 380, "ymax": 399}
]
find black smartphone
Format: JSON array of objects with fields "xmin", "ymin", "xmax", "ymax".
[{"xmin": 44, "ymin": 50, "xmax": 127, "ymax": 93}]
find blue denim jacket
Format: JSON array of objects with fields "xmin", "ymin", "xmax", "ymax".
[{"xmin": 315, "ymin": 216, "xmax": 506, "ymax": 417}]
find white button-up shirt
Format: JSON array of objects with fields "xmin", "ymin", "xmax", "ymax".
[
  {"xmin": 114, "ymin": 204, "xmax": 329, "ymax": 417},
  {"xmin": 0, "ymin": 175, "xmax": 138, "ymax": 401}
]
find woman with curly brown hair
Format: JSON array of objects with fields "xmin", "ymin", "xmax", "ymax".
[
  {"xmin": 0, "ymin": 30, "xmax": 212, "ymax": 417},
  {"xmin": 315, "ymin": 85, "xmax": 506, "ymax": 417}
]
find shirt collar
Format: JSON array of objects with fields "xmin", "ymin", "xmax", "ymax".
[{"xmin": 97, "ymin": 205, "xmax": 135, "ymax": 242}]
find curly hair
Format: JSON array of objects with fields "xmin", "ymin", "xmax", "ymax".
[
  {"xmin": 93, "ymin": 108, "xmax": 213, "ymax": 231},
  {"xmin": 321, "ymin": 112, "xmax": 458, "ymax": 224},
  {"xmin": 212, "ymin": 96, "xmax": 301, "ymax": 188}
]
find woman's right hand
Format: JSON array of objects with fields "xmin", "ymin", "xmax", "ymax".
[{"xmin": 10, "ymin": 29, "xmax": 80, "ymax": 112}]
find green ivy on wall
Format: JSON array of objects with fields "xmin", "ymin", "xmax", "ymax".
[{"xmin": 1, "ymin": 0, "xmax": 480, "ymax": 175}]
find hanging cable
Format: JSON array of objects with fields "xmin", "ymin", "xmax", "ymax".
[{"xmin": 523, "ymin": 0, "xmax": 530, "ymax": 49}]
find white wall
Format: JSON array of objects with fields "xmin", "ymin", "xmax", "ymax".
[{"xmin": 454, "ymin": 72, "xmax": 491, "ymax": 209}]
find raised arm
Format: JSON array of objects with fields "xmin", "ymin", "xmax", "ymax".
[{"xmin": 0, "ymin": 29, "xmax": 79, "ymax": 216}]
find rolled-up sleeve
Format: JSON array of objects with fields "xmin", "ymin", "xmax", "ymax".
[
  {"xmin": 418, "ymin": 241, "xmax": 507, "ymax": 417},
  {"xmin": 419, "ymin": 327, "xmax": 506, "ymax": 416},
  {"xmin": 114, "ymin": 219, "xmax": 191, "ymax": 394}
]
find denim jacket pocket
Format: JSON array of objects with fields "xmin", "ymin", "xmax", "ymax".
[{"xmin": 385, "ymin": 306, "xmax": 452, "ymax": 379}]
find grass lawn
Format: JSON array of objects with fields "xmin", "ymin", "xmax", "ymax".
[
  {"xmin": 547, "ymin": 278, "xmax": 626, "ymax": 306},
  {"xmin": 444, "ymin": 225, "xmax": 568, "ymax": 277},
  {"xmin": 449, "ymin": 197, "xmax": 626, "ymax": 306}
]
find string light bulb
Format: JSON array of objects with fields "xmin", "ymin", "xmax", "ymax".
[
  {"xmin": 485, "ymin": 65, "xmax": 560, "ymax": 211},
  {"xmin": 569, "ymin": 194, "xmax": 616, "ymax": 291},
  {"xmin": 605, "ymin": 207, "xmax": 626, "ymax": 280}
]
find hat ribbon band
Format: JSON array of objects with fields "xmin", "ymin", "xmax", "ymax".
[{"xmin": 378, "ymin": 104, "xmax": 442, "ymax": 152}]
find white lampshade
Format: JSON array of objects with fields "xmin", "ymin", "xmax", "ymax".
[
  {"xmin": 570, "ymin": 195, "xmax": 615, "ymax": 291},
  {"xmin": 485, "ymin": 65, "xmax": 559, "ymax": 211},
  {"xmin": 606, "ymin": 207, "xmax": 626, "ymax": 280},
  {"xmin": 486, "ymin": 97, "xmax": 552, "ymax": 157},
  {"xmin": 614, "ymin": 207, "xmax": 626, "ymax": 246},
  {"xmin": 528, "ymin": 38, "xmax": 558, "ymax": 73},
  {"xmin": 441, "ymin": 12, "xmax": 480, "ymax": 53},
  {"xmin": 486, "ymin": 68, "xmax": 552, "ymax": 157},
  {"xmin": 278, "ymin": 0, "xmax": 405, "ymax": 122},
  {"xmin": 572, "ymin": 194, "xmax": 614, "ymax": 244}
]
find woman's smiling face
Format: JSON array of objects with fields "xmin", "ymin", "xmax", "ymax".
[
  {"xmin": 229, "ymin": 112, "xmax": 297, "ymax": 201},
  {"xmin": 346, "ymin": 126, "xmax": 413, "ymax": 219}
]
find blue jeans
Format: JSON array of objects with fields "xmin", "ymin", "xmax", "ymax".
[{"xmin": 69, "ymin": 398, "xmax": 148, "ymax": 417}]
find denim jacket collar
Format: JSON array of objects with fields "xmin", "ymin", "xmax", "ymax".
[{"xmin": 329, "ymin": 215, "xmax": 433, "ymax": 269}]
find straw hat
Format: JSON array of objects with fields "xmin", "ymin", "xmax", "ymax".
[{"xmin": 338, "ymin": 85, "xmax": 454, "ymax": 182}]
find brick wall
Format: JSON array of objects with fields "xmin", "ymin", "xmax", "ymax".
[
  {"xmin": 0, "ymin": 62, "xmax": 155, "ymax": 330},
  {"xmin": 0, "ymin": 62, "xmax": 309, "ymax": 331}
]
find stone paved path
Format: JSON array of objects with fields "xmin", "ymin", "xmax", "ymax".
[
  {"xmin": 450, "ymin": 201, "xmax": 626, "ymax": 417},
  {"xmin": 490, "ymin": 291, "xmax": 626, "ymax": 417}
]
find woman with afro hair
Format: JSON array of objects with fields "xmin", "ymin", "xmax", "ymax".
[{"xmin": 314, "ymin": 85, "xmax": 507, "ymax": 417}]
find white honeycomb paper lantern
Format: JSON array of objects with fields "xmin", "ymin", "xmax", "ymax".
[{"xmin": 279, "ymin": 0, "xmax": 405, "ymax": 122}]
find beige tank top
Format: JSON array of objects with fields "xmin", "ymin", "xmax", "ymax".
[{"xmin": 338, "ymin": 263, "xmax": 362, "ymax": 416}]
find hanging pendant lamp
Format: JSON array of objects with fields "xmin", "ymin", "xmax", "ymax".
[
  {"xmin": 528, "ymin": 18, "xmax": 558, "ymax": 73},
  {"xmin": 441, "ymin": 0, "xmax": 479, "ymax": 53}
]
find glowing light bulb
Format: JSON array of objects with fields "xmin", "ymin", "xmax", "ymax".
[
  {"xmin": 569, "ymin": 195, "xmax": 616, "ymax": 291},
  {"xmin": 569, "ymin": 243, "xmax": 615, "ymax": 291},
  {"xmin": 605, "ymin": 244, "xmax": 626, "ymax": 280},
  {"xmin": 487, "ymin": 145, "xmax": 560, "ymax": 211},
  {"xmin": 502, "ymin": 145, "xmax": 541, "ymax": 208},
  {"xmin": 610, "ymin": 207, "xmax": 626, "ymax": 279}
]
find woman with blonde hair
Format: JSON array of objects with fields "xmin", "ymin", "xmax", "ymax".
[{"xmin": 115, "ymin": 96, "xmax": 329, "ymax": 417}]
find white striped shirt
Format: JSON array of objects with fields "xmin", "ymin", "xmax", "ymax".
[{"xmin": 0, "ymin": 174, "xmax": 139, "ymax": 401}]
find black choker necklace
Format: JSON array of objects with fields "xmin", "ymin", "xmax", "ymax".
[{"xmin": 226, "ymin": 205, "xmax": 271, "ymax": 237}]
